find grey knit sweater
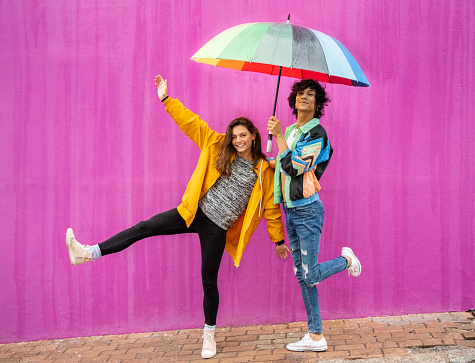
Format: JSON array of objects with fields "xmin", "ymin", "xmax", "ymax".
[{"xmin": 199, "ymin": 155, "xmax": 257, "ymax": 230}]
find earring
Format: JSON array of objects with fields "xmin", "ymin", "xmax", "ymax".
[{"xmin": 253, "ymin": 140, "xmax": 255, "ymax": 148}]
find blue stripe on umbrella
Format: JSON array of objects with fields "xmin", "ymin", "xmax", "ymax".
[
  {"xmin": 310, "ymin": 29, "xmax": 357, "ymax": 81},
  {"xmin": 331, "ymin": 36, "xmax": 370, "ymax": 86}
]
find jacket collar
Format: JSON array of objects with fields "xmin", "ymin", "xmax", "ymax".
[
  {"xmin": 230, "ymin": 153, "xmax": 269, "ymax": 173},
  {"xmin": 300, "ymin": 118, "xmax": 320, "ymax": 132},
  {"xmin": 288, "ymin": 118, "xmax": 320, "ymax": 134}
]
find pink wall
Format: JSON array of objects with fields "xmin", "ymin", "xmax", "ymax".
[{"xmin": 1, "ymin": 1, "xmax": 474, "ymax": 343}]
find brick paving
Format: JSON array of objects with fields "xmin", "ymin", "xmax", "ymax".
[{"xmin": 1, "ymin": 311, "xmax": 474, "ymax": 362}]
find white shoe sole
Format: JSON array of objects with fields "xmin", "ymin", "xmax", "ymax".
[
  {"xmin": 66, "ymin": 228, "xmax": 76, "ymax": 265},
  {"xmin": 201, "ymin": 350, "xmax": 216, "ymax": 359},
  {"xmin": 286, "ymin": 344, "xmax": 328, "ymax": 352}
]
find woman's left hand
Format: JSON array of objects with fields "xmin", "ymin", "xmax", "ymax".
[{"xmin": 275, "ymin": 243, "xmax": 290, "ymax": 259}]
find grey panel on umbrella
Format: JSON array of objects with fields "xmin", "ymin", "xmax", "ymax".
[{"xmin": 291, "ymin": 25, "xmax": 328, "ymax": 73}]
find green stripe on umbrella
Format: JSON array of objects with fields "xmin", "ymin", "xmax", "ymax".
[{"xmin": 218, "ymin": 23, "xmax": 275, "ymax": 61}]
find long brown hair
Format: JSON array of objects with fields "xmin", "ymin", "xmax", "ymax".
[{"xmin": 216, "ymin": 117, "xmax": 266, "ymax": 177}]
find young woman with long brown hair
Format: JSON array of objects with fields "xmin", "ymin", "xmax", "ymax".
[{"xmin": 66, "ymin": 75, "xmax": 289, "ymax": 359}]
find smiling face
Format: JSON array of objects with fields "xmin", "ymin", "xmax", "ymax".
[
  {"xmin": 288, "ymin": 79, "xmax": 329, "ymax": 120},
  {"xmin": 295, "ymin": 87, "xmax": 317, "ymax": 114},
  {"xmin": 231, "ymin": 124, "xmax": 255, "ymax": 161}
]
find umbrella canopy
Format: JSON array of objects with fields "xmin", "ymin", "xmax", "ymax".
[
  {"xmin": 191, "ymin": 20, "xmax": 369, "ymax": 152},
  {"xmin": 191, "ymin": 21, "xmax": 370, "ymax": 87}
]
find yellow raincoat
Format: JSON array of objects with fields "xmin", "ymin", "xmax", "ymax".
[{"xmin": 164, "ymin": 98, "xmax": 285, "ymax": 267}]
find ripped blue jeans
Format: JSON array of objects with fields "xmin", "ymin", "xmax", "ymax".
[{"xmin": 283, "ymin": 199, "xmax": 347, "ymax": 334}]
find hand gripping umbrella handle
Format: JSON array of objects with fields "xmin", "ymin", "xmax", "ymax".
[{"xmin": 267, "ymin": 66, "xmax": 283, "ymax": 153}]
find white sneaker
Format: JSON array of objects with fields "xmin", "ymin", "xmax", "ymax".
[
  {"xmin": 201, "ymin": 330, "xmax": 216, "ymax": 359},
  {"xmin": 66, "ymin": 228, "xmax": 93, "ymax": 266},
  {"xmin": 286, "ymin": 333, "xmax": 327, "ymax": 352},
  {"xmin": 342, "ymin": 247, "xmax": 361, "ymax": 277}
]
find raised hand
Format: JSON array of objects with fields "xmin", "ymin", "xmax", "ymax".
[{"xmin": 154, "ymin": 75, "xmax": 168, "ymax": 101}]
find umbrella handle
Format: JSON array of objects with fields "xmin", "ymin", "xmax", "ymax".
[
  {"xmin": 266, "ymin": 134, "xmax": 273, "ymax": 153},
  {"xmin": 267, "ymin": 66, "xmax": 283, "ymax": 153}
]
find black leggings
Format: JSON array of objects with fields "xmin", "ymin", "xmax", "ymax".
[{"xmin": 98, "ymin": 207, "xmax": 227, "ymax": 326}]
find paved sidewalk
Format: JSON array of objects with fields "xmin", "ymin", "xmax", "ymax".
[{"xmin": 1, "ymin": 311, "xmax": 474, "ymax": 362}]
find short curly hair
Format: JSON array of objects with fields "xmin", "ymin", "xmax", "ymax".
[{"xmin": 287, "ymin": 79, "xmax": 330, "ymax": 119}]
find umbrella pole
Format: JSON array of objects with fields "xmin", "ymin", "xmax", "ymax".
[{"xmin": 267, "ymin": 66, "xmax": 283, "ymax": 153}]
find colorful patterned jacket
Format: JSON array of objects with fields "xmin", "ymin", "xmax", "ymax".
[{"xmin": 273, "ymin": 119, "xmax": 333, "ymax": 207}]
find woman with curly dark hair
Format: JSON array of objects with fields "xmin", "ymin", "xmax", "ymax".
[
  {"xmin": 66, "ymin": 75, "xmax": 289, "ymax": 359},
  {"xmin": 268, "ymin": 79, "xmax": 361, "ymax": 353}
]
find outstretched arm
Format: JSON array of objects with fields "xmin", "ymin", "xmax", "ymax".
[
  {"xmin": 154, "ymin": 75, "xmax": 222, "ymax": 150},
  {"xmin": 260, "ymin": 167, "xmax": 289, "ymax": 260}
]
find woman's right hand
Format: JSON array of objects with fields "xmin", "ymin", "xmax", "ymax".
[{"xmin": 155, "ymin": 75, "xmax": 168, "ymax": 101}]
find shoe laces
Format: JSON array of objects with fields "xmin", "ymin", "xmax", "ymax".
[
  {"xmin": 296, "ymin": 333, "xmax": 312, "ymax": 345},
  {"xmin": 348, "ymin": 263, "xmax": 359, "ymax": 276},
  {"xmin": 73, "ymin": 238, "xmax": 93, "ymax": 261},
  {"xmin": 347, "ymin": 266, "xmax": 355, "ymax": 276},
  {"xmin": 202, "ymin": 331, "xmax": 215, "ymax": 351},
  {"xmin": 81, "ymin": 246, "xmax": 93, "ymax": 261}
]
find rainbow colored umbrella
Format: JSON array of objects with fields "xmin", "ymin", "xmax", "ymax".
[{"xmin": 191, "ymin": 18, "xmax": 370, "ymax": 151}]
